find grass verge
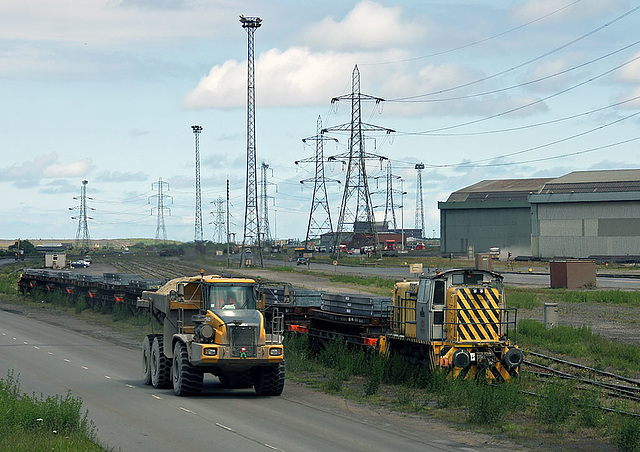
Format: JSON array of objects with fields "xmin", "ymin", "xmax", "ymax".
[{"xmin": 0, "ymin": 370, "xmax": 105, "ymax": 451}]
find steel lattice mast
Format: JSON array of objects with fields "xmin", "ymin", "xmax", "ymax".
[
  {"xmin": 297, "ymin": 116, "xmax": 338, "ymax": 247},
  {"xmin": 150, "ymin": 177, "xmax": 172, "ymax": 242},
  {"xmin": 192, "ymin": 125, "xmax": 204, "ymax": 243},
  {"xmin": 71, "ymin": 179, "xmax": 93, "ymax": 252},
  {"xmin": 415, "ymin": 163, "xmax": 425, "ymax": 238},
  {"xmin": 325, "ymin": 65, "xmax": 394, "ymax": 256},
  {"xmin": 239, "ymin": 15, "xmax": 263, "ymax": 267}
]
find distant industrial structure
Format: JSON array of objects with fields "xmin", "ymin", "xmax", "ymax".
[{"xmin": 439, "ymin": 169, "xmax": 640, "ymax": 260}]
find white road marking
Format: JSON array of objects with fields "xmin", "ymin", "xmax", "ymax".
[
  {"xmin": 180, "ymin": 407, "xmax": 195, "ymax": 414},
  {"xmin": 126, "ymin": 384, "xmax": 135, "ymax": 389},
  {"xmin": 104, "ymin": 375, "xmax": 111, "ymax": 379},
  {"xmin": 82, "ymin": 366, "xmax": 89, "ymax": 370},
  {"xmin": 34, "ymin": 346, "xmax": 40, "ymax": 350},
  {"xmin": 64, "ymin": 358, "xmax": 71, "ymax": 362},
  {"xmin": 152, "ymin": 394, "xmax": 162, "ymax": 400},
  {"xmin": 216, "ymin": 422, "xmax": 233, "ymax": 431}
]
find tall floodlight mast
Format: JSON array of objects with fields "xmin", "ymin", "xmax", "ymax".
[
  {"xmin": 149, "ymin": 177, "xmax": 172, "ymax": 242},
  {"xmin": 239, "ymin": 15, "xmax": 263, "ymax": 267},
  {"xmin": 415, "ymin": 163, "xmax": 425, "ymax": 238},
  {"xmin": 296, "ymin": 116, "xmax": 339, "ymax": 248},
  {"xmin": 325, "ymin": 65, "xmax": 394, "ymax": 257},
  {"xmin": 192, "ymin": 125, "xmax": 204, "ymax": 243},
  {"xmin": 70, "ymin": 180, "xmax": 93, "ymax": 252}
]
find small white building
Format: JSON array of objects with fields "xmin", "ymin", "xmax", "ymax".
[{"xmin": 44, "ymin": 253, "xmax": 66, "ymax": 269}]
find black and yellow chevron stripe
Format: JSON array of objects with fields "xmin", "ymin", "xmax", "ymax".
[{"xmin": 454, "ymin": 288, "xmax": 502, "ymax": 342}]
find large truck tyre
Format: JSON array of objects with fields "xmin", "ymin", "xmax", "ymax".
[
  {"xmin": 254, "ymin": 361, "xmax": 285, "ymax": 396},
  {"xmin": 172, "ymin": 341, "xmax": 204, "ymax": 396},
  {"xmin": 151, "ymin": 336, "xmax": 171, "ymax": 389},
  {"xmin": 142, "ymin": 335, "xmax": 154, "ymax": 385}
]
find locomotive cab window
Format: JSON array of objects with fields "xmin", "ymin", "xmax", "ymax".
[
  {"xmin": 432, "ymin": 280, "xmax": 445, "ymax": 305},
  {"xmin": 451, "ymin": 271, "xmax": 483, "ymax": 285}
]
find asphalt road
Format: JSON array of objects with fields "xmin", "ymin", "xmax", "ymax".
[{"xmin": 0, "ymin": 309, "xmax": 511, "ymax": 452}]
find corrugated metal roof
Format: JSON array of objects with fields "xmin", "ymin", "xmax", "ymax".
[
  {"xmin": 446, "ymin": 169, "xmax": 640, "ymax": 202},
  {"xmin": 540, "ymin": 169, "xmax": 640, "ymax": 194},
  {"xmin": 446, "ymin": 178, "xmax": 552, "ymax": 202}
]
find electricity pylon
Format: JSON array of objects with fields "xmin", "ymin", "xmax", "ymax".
[
  {"xmin": 296, "ymin": 116, "xmax": 339, "ymax": 248},
  {"xmin": 415, "ymin": 163, "xmax": 425, "ymax": 238},
  {"xmin": 149, "ymin": 177, "xmax": 172, "ymax": 242},
  {"xmin": 324, "ymin": 65, "xmax": 394, "ymax": 256},
  {"xmin": 70, "ymin": 179, "xmax": 93, "ymax": 252}
]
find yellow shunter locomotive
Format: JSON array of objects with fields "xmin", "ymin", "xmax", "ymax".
[{"xmin": 380, "ymin": 268, "xmax": 523, "ymax": 381}]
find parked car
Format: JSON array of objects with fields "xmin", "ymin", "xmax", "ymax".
[
  {"xmin": 296, "ymin": 257, "xmax": 307, "ymax": 266},
  {"xmin": 70, "ymin": 260, "xmax": 91, "ymax": 268}
]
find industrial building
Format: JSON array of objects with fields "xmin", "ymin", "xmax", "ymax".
[{"xmin": 439, "ymin": 169, "xmax": 640, "ymax": 260}]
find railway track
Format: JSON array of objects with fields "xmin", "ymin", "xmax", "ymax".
[{"xmin": 524, "ymin": 350, "xmax": 640, "ymax": 416}]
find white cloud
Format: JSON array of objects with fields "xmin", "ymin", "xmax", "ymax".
[
  {"xmin": 185, "ymin": 47, "xmax": 373, "ymax": 109},
  {"xmin": 0, "ymin": 153, "xmax": 93, "ymax": 187},
  {"xmin": 303, "ymin": 1, "xmax": 425, "ymax": 51}
]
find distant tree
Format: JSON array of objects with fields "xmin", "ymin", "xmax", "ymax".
[{"xmin": 8, "ymin": 240, "xmax": 36, "ymax": 256}]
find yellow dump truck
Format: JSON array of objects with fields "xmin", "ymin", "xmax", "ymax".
[{"xmin": 138, "ymin": 273, "xmax": 285, "ymax": 396}]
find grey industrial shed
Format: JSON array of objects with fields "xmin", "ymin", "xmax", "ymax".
[{"xmin": 439, "ymin": 169, "xmax": 640, "ymax": 259}]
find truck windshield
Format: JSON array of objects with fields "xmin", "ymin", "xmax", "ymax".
[{"xmin": 207, "ymin": 284, "xmax": 257, "ymax": 310}]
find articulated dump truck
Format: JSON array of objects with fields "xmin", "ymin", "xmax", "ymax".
[{"xmin": 137, "ymin": 273, "xmax": 285, "ymax": 396}]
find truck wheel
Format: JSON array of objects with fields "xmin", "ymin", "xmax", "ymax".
[
  {"xmin": 151, "ymin": 336, "xmax": 171, "ymax": 388},
  {"xmin": 142, "ymin": 335, "xmax": 154, "ymax": 385},
  {"xmin": 254, "ymin": 361, "xmax": 285, "ymax": 396},
  {"xmin": 172, "ymin": 341, "xmax": 203, "ymax": 396}
]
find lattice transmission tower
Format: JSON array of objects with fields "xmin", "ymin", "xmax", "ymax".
[
  {"xmin": 380, "ymin": 160, "xmax": 401, "ymax": 229},
  {"xmin": 149, "ymin": 178, "xmax": 172, "ymax": 242},
  {"xmin": 415, "ymin": 163, "xmax": 425, "ymax": 238},
  {"xmin": 325, "ymin": 65, "xmax": 394, "ymax": 256},
  {"xmin": 239, "ymin": 15, "xmax": 263, "ymax": 267},
  {"xmin": 70, "ymin": 179, "xmax": 93, "ymax": 252},
  {"xmin": 296, "ymin": 116, "xmax": 338, "ymax": 248},
  {"xmin": 192, "ymin": 125, "xmax": 204, "ymax": 243},
  {"xmin": 259, "ymin": 162, "xmax": 275, "ymax": 243},
  {"xmin": 210, "ymin": 196, "xmax": 226, "ymax": 243}
]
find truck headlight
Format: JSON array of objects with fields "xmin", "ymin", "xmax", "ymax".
[
  {"xmin": 204, "ymin": 347, "xmax": 218, "ymax": 356},
  {"xmin": 269, "ymin": 347, "xmax": 283, "ymax": 356}
]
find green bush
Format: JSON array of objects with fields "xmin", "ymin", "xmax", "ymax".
[
  {"xmin": 467, "ymin": 381, "xmax": 522, "ymax": 425},
  {"xmin": 536, "ymin": 380, "xmax": 574, "ymax": 430},
  {"xmin": 617, "ymin": 417, "xmax": 640, "ymax": 452}
]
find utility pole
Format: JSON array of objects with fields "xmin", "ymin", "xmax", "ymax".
[
  {"xmin": 325, "ymin": 65, "xmax": 394, "ymax": 257},
  {"xmin": 415, "ymin": 163, "xmax": 425, "ymax": 239},
  {"xmin": 149, "ymin": 177, "xmax": 172, "ymax": 242},
  {"xmin": 296, "ymin": 116, "xmax": 339, "ymax": 248},
  {"xmin": 192, "ymin": 125, "xmax": 204, "ymax": 243},
  {"xmin": 226, "ymin": 179, "xmax": 231, "ymax": 267},
  {"xmin": 70, "ymin": 180, "xmax": 93, "ymax": 253},
  {"xmin": 239, "ymin": 15, "xmax": 263, "ymax": 267}
]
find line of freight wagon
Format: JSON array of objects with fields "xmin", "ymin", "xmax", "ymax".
[{"xmin": 18, "ymin": 267, "xmax": 523, "ymax": 382}]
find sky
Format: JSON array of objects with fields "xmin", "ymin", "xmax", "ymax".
[{"xmin": 1, "ymin": 0, "xmax": 639, "ymax": 244}]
